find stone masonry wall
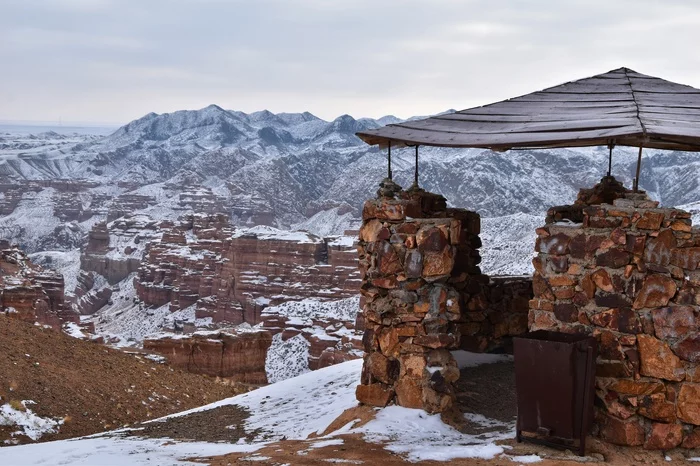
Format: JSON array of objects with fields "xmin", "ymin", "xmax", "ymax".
[
  {"xmin": 356, "ymin": 187, "xmax": 494, "ymax": 416},
  {"xmin": 530, "ymin": 190, "xmax": 700, "ymax": 450}
]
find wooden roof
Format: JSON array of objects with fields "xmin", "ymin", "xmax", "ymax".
[{"xmin": 356, "ymin": 68, "xmax": 700, "ymax": 152}]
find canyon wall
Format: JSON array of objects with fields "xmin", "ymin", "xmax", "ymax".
[
  {"xmin": 0, "ymin": 240, "xmax": 76, "ymax": 327},
  {"xmin": 133, "ymin": 216, "xmax": 360, "ymax": 325}
]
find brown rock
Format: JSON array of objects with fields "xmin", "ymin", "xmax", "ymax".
[
  {"xmin": 404, "ymin": 249, "xmax": 423, "ymax": 278},
  {"xmin": 395, "ymin": 377, "xmax": 423, "ymax": 409},
  {"xmin": 399, "ymin": 354, "xmax": 427, "ymax": 379},
  {"xmin": 413, "ymin": 334, "xmax": 456, "ymax": 349},
  {"xmin": 378, "ymin": 328, "xmax": 400, "ymax": 356},
  {"xmin": 554, "ymin": 303, "xmax": 579, "ymax": 323},
  {"xmin": 652, "ymin": 306, "xmax": 697, "ymax": 340},
  {"xmin": 590, "ymin": 309, "xmax": 619, "ymax": 329},
  {"xmin": 595, "ymin": 292, "xmax": 632, "ymax": 309},
  {"xmin": 644, "ymin": 229, "xmax": 675, "ymax": 266},
  {"xmin": 598, "ymin": 330, "xmax": 625, "ymax": 360},
  {"xmin": 596, "ymin": 249, "xmax": 631, "ymax": 268},
  {"xmin": 626, "ymin": 234, "xmax": 646, "ymax": 255},
  {"xmin": 549, "ymin": 274, "xmax": 576, "ymax": 287},
  {"xmin": 633, "ymin": 275, "xmax": 677, "ymax": 309},
  {"xmin": 638, "ymin": 334, "xmax": 685, "ymax": 382},
  {"xmin": 600, "ymin": 415, "xmax": 645, "ymax": 446},
  {"xmin": 417, "ymin": 226, "xmax": 449, "ymax": 253},
  {"xmin": 359, "ymin": 219, "xmax": 384, "ymax": 242},
  {"xmin": 356, "ymin": 383, "xmax": 394, "ymax": 407},
  {"xmin": 670, "ymin": 247, "xmax": 700, "ymax": 271},
  {"xmin": 537, "ymin": 233, "xmax": 571, "ymax": 255},
  {"xmin": 678, "ymin": 383, "xmax": 700, "ymax": 425},
  {"xmin": 581, "ymin": 273, "xmax": 596, "ymax": 299},
  {"xmin": 591, "ymin": 269, "xmax": 614, "ymax": 292},
  {"xmin": 422, "ymin": 247, "xmax": 454, "ymax": 277},
  {"xmin": 528, "ymin": 309, "xmax": 558, "ymax": 331},
  {"xmin": 682, "ymin": 428, "xmax": 700, "ymax": 448},
  {"xmin": 674, "ymin": 334, "xmax": 700, "ymax": 363},
  {"xmin": 638, "ymin": 393, "xmax": 677, "ymax": 423},
  {"xmin": 644, "ymin": 422, "xmax": 683, "ymax": 450},
  {"xmin": 553, "ymin": 286, "xmax": 575, "ymax": 299},
  {"xmin": 636, "ymin": 211, "xmax": 664, "ymax": 230},
  {"xmin": 367, "ymin": 352, "xmax": 399, "ymax": 385},
  {"xmin": 377, "ymin": 242, "xmax": 402, "ymax": 275},
  {"xmin": 547, "ymin": 255, "xmax": 569, "ymax": 273},
  {"xmin": 533, "ymin": 273, "xmax": 555, "ymax": 300},
  {"xmin": 609, "ymin": 379, "xmax": 665, "ymax": 396}
]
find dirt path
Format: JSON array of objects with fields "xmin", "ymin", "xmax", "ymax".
[{"xmin": 198, "ymin": 433, "xmax": 689, "ymax": 465}]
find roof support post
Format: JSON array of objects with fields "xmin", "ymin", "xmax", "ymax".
[
  {"xmin": 633, "ymin": 146, "xmax": 644, "ymax": 192},
  {"xmin": 387, "ymin": 141, "xmax": 393, "ymax": 180},
  {"xmin": 607, "ymin": 143, "xmax": 614, "ymax": 177},
  {"xmin": 412, "ymin": 145, "xmax": 419, "ymax": 188}
]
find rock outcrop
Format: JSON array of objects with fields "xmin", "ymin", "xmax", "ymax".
[
  {"xmin": 0, "ymin": 241, "xmax": 76, "ymax": 326},
  {"xmin": 134, "ymin": 215, "xmax": 360, "ymax": 325},
  {"xmin": 143, "ymin": 329, "xmax": 272, "ymax": 384}
]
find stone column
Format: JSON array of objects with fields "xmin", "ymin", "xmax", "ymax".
[
  {"xmin": 355, "ymin": 186, "xmax": 483, "ymax": 415},
  {"xmin": 530, "ymin": 189, "xmax": 700, "ymax": 450}
]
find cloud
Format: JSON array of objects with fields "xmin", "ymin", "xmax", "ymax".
[{"xmin": 1, "ymin": 0, "xmax": 700, "ymax": 124}]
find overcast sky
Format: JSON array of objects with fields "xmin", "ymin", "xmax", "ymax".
[{"xmin": 2, "ymin": 0, "xmax": 700, "ymax": 125}]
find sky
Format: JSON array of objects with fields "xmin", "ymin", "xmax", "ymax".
[{"xmin": 2, "ymin": 0, "xmax": 700, "ymax": 126}]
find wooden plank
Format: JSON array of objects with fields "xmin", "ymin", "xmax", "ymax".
[
  {"xmin": 511, "ymin": 92, "xmax": 634, "ymax": 103},
  {"xmin": 437, "ymin": 110, "xmax": 635, "ymax": 123},
  {"xmin": 394, "ymin": 118, "xmax": 639, "ymax": 135},
  {"xmin": 635, "ymin": 94, "xmax": 700, "ymax": 105},
  {"xmin": 460, "ymin": 101, "xmax": 638, "ymax": 115}
]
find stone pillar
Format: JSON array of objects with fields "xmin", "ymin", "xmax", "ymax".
[
  {"xmin": 530, "ymin": 187, "xmax": 700, "ymax": 450},
  {"xmin": 355, "ymin": 186, "xmax": 483, "ymax": 415}
]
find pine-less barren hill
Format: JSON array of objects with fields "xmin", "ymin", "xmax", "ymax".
[{"xmin": 0, "ymin": 315, "xmax": 244, "ymax": 445}]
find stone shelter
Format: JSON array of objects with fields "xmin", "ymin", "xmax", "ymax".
[{"xmin": 353, "ymin": 67, "xmax": 700, "ymax": 450}]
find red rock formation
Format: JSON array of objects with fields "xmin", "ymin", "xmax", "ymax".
[
  {"xmin": 134, "ymin": 215, "xmax": 360, "ymax": 325},
  {"xmin": 0, "ymin": 243, "xmax": 76, "ymax": 326},
  {"xmin": 143, "ymin": 329, "xmax": 272, "ymax": 384}
]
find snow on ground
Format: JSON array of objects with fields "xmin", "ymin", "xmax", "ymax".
[
  {"xmin": 292, "ymin": 206, "xmax": 360, "ymax": 237},
  {"xmin": 265, "ymin": 333, "xmax": 311, "ymax": 383},
  {"xmin": 0, "ymin": 401, "xmax": 63, "ymax": 443},
  {"xmin": 28, "ymin": 249, "xmax": 81, "ymax": 296},
  {"xmin": 0, "ymin": 435, "xmax": 260, "ymax": 465},
  {"xmin": 62, "ymin": 322, "xmax": 88, "ymax": 339},
  {"xmin": 360, "ymin": 405, "xmax": 510, "ymax": 462},
  {"xmin": 83, "ymin": 274, "xmax": 206, "ymax": 347},
  {"xmin": 262, "ymin": 296, "xmax": 360, "ymax": 323},
  {"xmin": 0, "ymin": 354, "xmax": 529, "ymax": 464},
  {"xmin": 231, "ymin": 225, "xmax": 322, "ymax": 243}
]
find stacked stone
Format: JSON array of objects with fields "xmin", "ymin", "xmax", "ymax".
[
  {"xmin": 460, "ymin": 276, "xmax": 532, "ymax": 352},
  {"xmin": 530, "ymin": 191, "xmax": 700, "ymax": 450},
  {"xmin": 355, "ymin": 187, "xmax": 485, "ymax": 415}
]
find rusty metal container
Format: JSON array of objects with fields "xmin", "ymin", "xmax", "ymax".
[{"xmin": 514, "ymin": 330, "xmax": 597, "ymax": 456}]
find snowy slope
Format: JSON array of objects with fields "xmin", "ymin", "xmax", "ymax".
[{"xmin": 0, "ymin": 353, "xmax": 534, "ymax": 465}]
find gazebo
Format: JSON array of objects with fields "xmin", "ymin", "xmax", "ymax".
[
  {"xmin": 353, "ymin": 68, "xmax": 700, "ymax": 452},
  {"xmin": 358, "ymin": 67, "xmax": 700, "ymax": 190}
]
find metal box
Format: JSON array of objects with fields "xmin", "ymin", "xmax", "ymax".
[{"xmin": 514, "ymin": 330, "xmax": 597, "ymax": 456}]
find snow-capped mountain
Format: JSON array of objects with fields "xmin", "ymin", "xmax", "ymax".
[{"xmin": 3, "ymin": 105, "xmax": 700, "ymax": 280}]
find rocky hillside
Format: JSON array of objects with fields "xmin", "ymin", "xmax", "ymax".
[{"xmin": 0, "ymin": 314, "xmax": 243, "ymax": 445}]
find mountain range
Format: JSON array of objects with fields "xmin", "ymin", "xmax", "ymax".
[{"xmin": 3, "ymin": 105, "xmax": 700, "ymax": 298}]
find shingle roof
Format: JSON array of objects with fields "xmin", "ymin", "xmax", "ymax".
[{"xmin": 356, "ymin": 68, "xmax": 700, "ymax": 152}]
